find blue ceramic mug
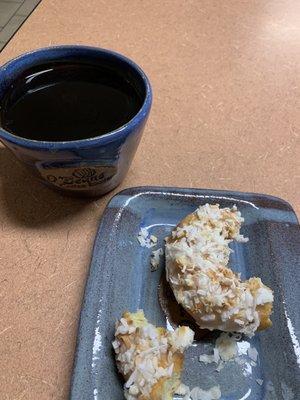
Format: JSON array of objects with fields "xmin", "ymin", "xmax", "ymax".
[{"xmin": 0, "ymin": 46, "xmax": 152, "ymax": 196}]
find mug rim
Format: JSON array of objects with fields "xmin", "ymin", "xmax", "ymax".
[{"xmin": 0, "ymin": 45, "xmax": 152, "ymax": 150}]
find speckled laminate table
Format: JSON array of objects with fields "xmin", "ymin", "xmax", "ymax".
[{"xmin": 0, "ymin": 1, "xmax": 299, "ymax": 399}]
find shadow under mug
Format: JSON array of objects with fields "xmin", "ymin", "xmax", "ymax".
[{"xmin": 0, "ymin": 46, "xmax": 152, "ymax": 196}]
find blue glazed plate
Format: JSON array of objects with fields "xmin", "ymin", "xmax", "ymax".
[{"xmin": 70, "ymin": 187, "xmax": 300, "ymax": 400}]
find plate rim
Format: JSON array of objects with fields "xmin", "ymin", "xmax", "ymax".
[{"xmin": 107, "ymin": 186, "xmax": 298, "ymax": 217}]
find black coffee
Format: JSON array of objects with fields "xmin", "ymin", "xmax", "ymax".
[{"xmin": 0, "ymin": 62, "xmax": 144, "ymax": 141}]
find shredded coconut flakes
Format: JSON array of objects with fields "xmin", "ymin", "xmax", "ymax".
[
  {"xmin": 113, "ymin": 310, "xmax": 194, "ymax": 399},
  {"xmin": 150, "ymin": 248, "xmax": 163, "ymax": 271},
  {"xmin": 137, "ymin": 228, "xmax": 158, "ymax": 248},
  {"xmin": 215, "ymin": 333, "xmax": 238, "ymax": 361},
  {"xmin": 165, "ymin": 203, "xmax": 274, "ymax": 337}
]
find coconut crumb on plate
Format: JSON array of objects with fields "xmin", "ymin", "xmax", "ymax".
[
  {"xmin": 175, "ymin": 383, "xmax": 190, "ymax": 396},
  {"xmin": 199, "ymin": 332, "xmax": 237, "ymax": 374},
  {"xmin": 150, "ymin": 248, "xmax": 163, "ymax": 271},
  {"xmin": 215, "ymin": 361, "xmax": 225, "ymax": 372},
  {"xmin": 150, "ymin": 234, "xmax": 158, "ymax": 244},
  {"xmin": 215, "ymin": 333, "xmax": 238, "ymax": 361},
  {"xmin": 247, "ymin": 346, "xmax": 259, "ymax": 362},
  {"xmin": 137, "ymin": 228, "xmax": 158, "ymax": 248}
]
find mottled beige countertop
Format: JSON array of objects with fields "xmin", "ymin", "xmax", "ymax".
[{"xmin": 0, "ymin": 1, "xmax": 299, "ymax": 399}]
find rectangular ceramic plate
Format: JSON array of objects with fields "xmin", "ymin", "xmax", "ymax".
[{"xmin": 70, "ymin": 187, "xmax": 300, "ymax": 400}]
